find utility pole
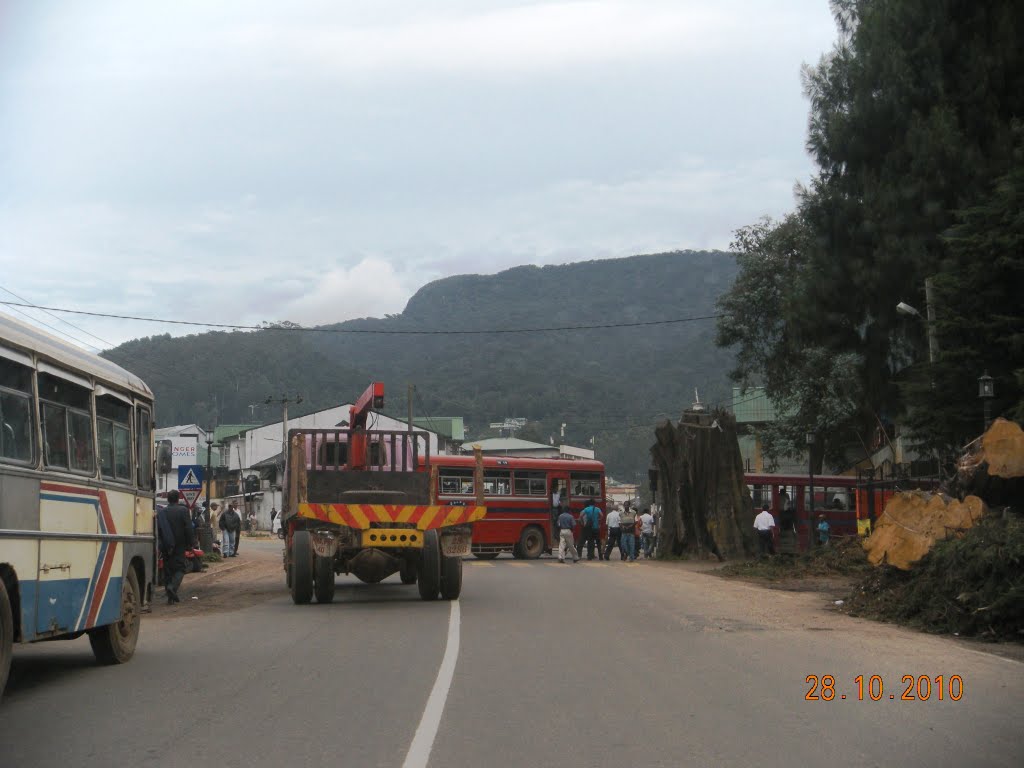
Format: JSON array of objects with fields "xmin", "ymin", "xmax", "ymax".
[
  {"xmin": 407, "ymin": 383, "xmax": 414, "ymax": 433},
  {"xmin": 924, "ymin": 277, "xmax": 939, "ymax": 365},
  {"xmin": 265, "ymin": 394, "xmax": 302, "ymax": 519}
]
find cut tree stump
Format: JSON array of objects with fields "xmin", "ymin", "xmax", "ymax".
[
  {"xmin": 952, "ymin": 418, "xmax": 1024, "ymax": 506},
  {"xmin": 650, "ymin": 409, "xmax": 755, "ymax": 560}
]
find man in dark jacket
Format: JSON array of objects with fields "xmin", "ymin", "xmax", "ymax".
[
  {"xmin": 219, "ymin": 503, "xmax": 242, "ymax": 557},
  {"xmin": 161, "ymin": 490, "xmax": 196, "ymax": 603}
]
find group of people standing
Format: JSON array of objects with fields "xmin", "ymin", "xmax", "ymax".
[
  {"xmin": 555, "ymin": 495, "xmax": 657, "ymax": 564},
  {"xmin": 158, "ymin": 493, "xmax": 247, "ymax": 604}
]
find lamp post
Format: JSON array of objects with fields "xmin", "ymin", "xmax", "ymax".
[
  {"xmin": 896, "ymin": 277, "xmax": 939, "ymax": 364},
  {"xmin": 806, "ymin": 431, "xmax": 816, "ymax": 551},
  {"xmin": 978, "ymin": 371, "xmax": 995, "ymax": 432}
]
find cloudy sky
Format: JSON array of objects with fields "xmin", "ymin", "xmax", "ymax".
[{"xmin": 0, "ymin": 1, "xmax": 837, "ymax": 349}]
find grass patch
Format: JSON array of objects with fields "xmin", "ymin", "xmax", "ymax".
[
  {"xmin": 202, "ymin": 552, "xmax": 223, "ymax": 563},
  {"xmin": 717, "ymin": 537, "xmax": 872, "ymax": 581}
]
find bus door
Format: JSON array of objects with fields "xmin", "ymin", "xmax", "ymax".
[{"xmin": 549, "ymin": 472, "xmax": 569, "ymax": 546}]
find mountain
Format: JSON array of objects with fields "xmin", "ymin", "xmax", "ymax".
[{"xmin": 103, "ymin": 250, "xmax": 739, "ymax": 481}]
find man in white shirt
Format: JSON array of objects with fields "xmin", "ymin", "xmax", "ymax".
[
  {"xmin": 639, "ymin": 508, "xmax": 655, "ymax": 558},
  {"xmin": 753, "ymin": 504, "xmax": 776, "ymax": 557},
  {"xmin": 603, "ymin": 505, "xmax": 622, "ymax": 561}
]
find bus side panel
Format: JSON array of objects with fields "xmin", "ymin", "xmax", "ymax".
[
  {"xmin": 91, "ymin": 488, "xmax": 137, "ymax": 627},
  {"xmin": 37, "ymin": 483, "xmax": 124, "ymax": 634},
  {"xmin": 463, "ymin": 501, "xmax": 551, "ymax": 547},
  {"xmin": 0, "ymin": 474, "xmax": 41, "ymax": 641}
]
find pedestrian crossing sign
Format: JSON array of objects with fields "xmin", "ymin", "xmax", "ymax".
[{"xmin": 178, "ymin": 464, "xmax": 204, "ymax": 490}]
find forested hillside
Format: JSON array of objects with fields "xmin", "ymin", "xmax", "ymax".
[{"xmin": 104, "ymin": 251, "xmax": 738, "ymax": 480}]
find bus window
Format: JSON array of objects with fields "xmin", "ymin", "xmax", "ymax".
[
  {"xmin": 571, "ymin": 472, "xmax": 602, "ymax": 498},
  {"xmin": 39, "ymin": 372, "xmax": 94, "ymax": 473},
  {"xmin": 514, "ymin": 470, "xmax": 547, "ymax": 496},
  {"xmin": 439, "ymin": 468, "xmax": 473, "ymax": 495},
  {"xmin": 97, "ymin": 394, "xmax": 132, "ymax": 481},
  {"xmin": 0, "ymin": 356, "xmax": 34, "ymax": 463},
  {"xmin": 137, "ymin": 405, "xmax": 153, "ymax": 489},
  {"xmin": 483, "ymin": 470, "xmax": 511, "ymax": 496}
]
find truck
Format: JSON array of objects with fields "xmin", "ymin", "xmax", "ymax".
[{"xmin": 280, "ymin": 382, "xmax": 486, "ymax": 603}]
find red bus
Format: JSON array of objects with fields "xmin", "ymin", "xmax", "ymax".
[
  {"xmin": 430, "ymin": 455, "xmax": 606, "ymax": 559},
  {"xmin": 745, "ymin": 472, "xmax": 861, "ymax": 550}
]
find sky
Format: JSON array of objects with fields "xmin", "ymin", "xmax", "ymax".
[{"xmin": 0, "ymin": 0, "xmax": 838, "ymax": 349}]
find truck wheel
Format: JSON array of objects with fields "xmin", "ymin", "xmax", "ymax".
[
  {"xmin": 417, "ymin": 530, "xmax": 441, "ymax": 601},
  {"xmin": 399, "ymin": 560, "xmax": 417, "ymax": 585},
  {"xmin": 290, "ymin": 530, "xmax": 313, "ymax": 605},
  {"xmin": 1, "ymin": 578, "xmax": 13, "ymax": 700},
  {"xmin": 517, "ymin": 526, "xmax": 545, "ymax": 559},
  {"xmin": 314, "ymin": 554, "xmax": 335, "ymax": 604},
  {"xmin": 440, "ymin": 555, "xmax": 463, "ymax": 600},
  {"xmin": 88, "ymin": 567, "xmax": 141, "ymax": 665},
  {"xmin": 511, "ymin": 544, "xmax": 524, "ymax": 559},
  {"xmin": 473, "ymin": 552, "xmax": 499, "ymax": 560}
]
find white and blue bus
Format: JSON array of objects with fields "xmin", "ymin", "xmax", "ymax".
[{"xmin": 0, "ymin": 312, "xmax": 155, "ymax": 699}]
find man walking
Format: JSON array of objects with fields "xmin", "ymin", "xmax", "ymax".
[
  {"xmin": 603, "ymin": 504, "xmax": 622, "ymax": 561},
  {"xmin": 578, "ymin": 498, "xmax": 603, "ymax": 560},
  {"xmin": 754, "ymin": 504, "xmax": 776, "ymax": 557},
  {"xmin": 161, "ymin": 490, "xmax": 195, "ymax": 603},
  {"xmin": 557, "ymin": 506, "xmax": 579, "ymax": 563},
  {"xmin": 620, "ymin": 504, "xmax": 638, "ymax": 561},
  {"xmin": 640, "ymin": 507, "xmax": 655, "ymax": 559},
  {"xmin": 220, "ymin": 502, "xmax": 241, "ymax": 557}
]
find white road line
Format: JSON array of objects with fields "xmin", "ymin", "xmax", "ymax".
[{"xmin": 402, "ymin": 601, "xmax": 461, "ymax": 768}]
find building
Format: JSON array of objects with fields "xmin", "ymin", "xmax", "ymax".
[
  {"xmin": 153, "ymin": 424, "xmax": 210, "ymax": 495},
  {"xmin": 459, "ymin": 437, "xmax": 595, "ymax": 460},
  {"xmin": 731, "ymin": 386, "xmax": 807, "ymax": 474}
]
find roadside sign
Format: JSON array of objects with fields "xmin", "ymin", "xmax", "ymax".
[
  {"xmin": 178, "ymin": 464, "xmax": 204, "ymax": 490},
  {"xmin": 178, "ymin": 465, "xmax": 204, "ymax": 511}
]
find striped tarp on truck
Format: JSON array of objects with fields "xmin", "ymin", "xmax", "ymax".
[{"xmin": 297, "ymin": 503, "xmax": 486, "ymax": 530}]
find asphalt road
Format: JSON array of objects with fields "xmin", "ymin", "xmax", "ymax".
[{"xmin": 1, "ymin": 540, "xmax": 1021, "ymax": 768}]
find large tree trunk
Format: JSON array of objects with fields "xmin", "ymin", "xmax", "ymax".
[
  {"xmin": 950, "ymin": 418, "xmax": 1024, "ymax": 506},
  {"xmin": 650, "ymin": 409, "xmax": 755, "ymax": 560}
]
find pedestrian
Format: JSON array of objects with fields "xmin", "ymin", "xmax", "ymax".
[
  {"xmin": 603, "ymin": 504, "xmax": 622, "ymax": 561},
  {"xmin": 817, "ymin": 513, "xmax": 831, "ymax": 546},
  {"xmin": 161, "ymin": 490, "xmax": 195, "ymax": 604},
  {"xmin": 209, "ymin": 501, "xmax": 220, "ymax": 533},
  {"xmin": 754, "ymin": 504, "xmax": 776, "ymax": 557},
  {"xmin": 640, "ymin": 508, "xmax": 655, "ymax": 558},
  {"xmin": 220, "ymin": 502, "xmax": 241, "ymax": 557},
  {"xmin": 620, "ymin": 504, "xmax": 637, "ymax": 561},
  {"xmin": 578, "ymin": 498, "xmax": 603, "ymax": 560},
  {"xmin": 232, "ymin": 503, "xmax": 243, "ymax": 554},
  {"xmin": 557, "ymin": 505, "xmax": 579, "ymax": 563}
]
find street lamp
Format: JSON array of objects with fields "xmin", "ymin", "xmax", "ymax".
[
  {"xmin": 896, "ymin": 278, "xmax": 939, "ymax": 364},
  {"xmin": 806, "ymin": 431, "xmax": 816, "ymax": 550},
  {"xmin": 978, "ymin": 371, "xmax": 995, "ymax": 431}
]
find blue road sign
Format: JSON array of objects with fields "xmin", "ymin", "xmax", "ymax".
[{"xmin": 178, "ymin": 464, "xmax": 204, "ymax": 490}]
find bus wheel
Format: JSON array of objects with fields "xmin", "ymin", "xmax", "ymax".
[
  {"xmin": 314, "ymin": 555, "xmax": 335, "ymax": 604},
  {"xmin": 88, "ymin": 566, "xmax": 141, "ymax": 665},
  {"xmin": 473, "ymin": 552, "xmax": 499, "ymax": 560},
  {"xmin": 1, "ymin": 577, "xmax": 13, "ymax": 699},
  {"xmin": 400, "ymin": 560, "xmax": 417, "ymax": 585},
  {"xmin": 417, "ymin": 530, "xmax": 441, "ymax": 601},
  {"xmin": 440, "ymin": 555, "xmax": 463, "ymax": 600},
  {"xmin": 518, "ymin": 527, "xmax": 545, "ymax": 560},
  {"xmin": 290, "ymin": 530, "xmax": 314, "ymax": 605}
]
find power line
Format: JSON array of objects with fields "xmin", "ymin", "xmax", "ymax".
[
  {"xmin": 0, "ymin": 300, "xmax": 102, "ymax": 352},
  {"xmin": 0, "ymin": 285, "xmax": 114, "ymax": 348},
  {"xmin": 0, "ymin": 299, "xmax": 723, "ymax": 336}
]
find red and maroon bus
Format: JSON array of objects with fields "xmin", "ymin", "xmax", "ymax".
[
  {"xmin": 430, "ymin": 455, "xmax": 606, "ymax": 559},
  {"xmin": 745, "ymin": 472, "xmax": 862, "ymax": 550}
]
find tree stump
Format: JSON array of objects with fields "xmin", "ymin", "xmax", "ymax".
[{"xmin": 650, "ymin": 409, "xmax": 755, "ymax": 559}]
